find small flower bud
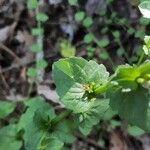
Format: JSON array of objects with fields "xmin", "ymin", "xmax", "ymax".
[{"xmin": 137, "ymin": 78, "xmax": 145, "ymax": 84}]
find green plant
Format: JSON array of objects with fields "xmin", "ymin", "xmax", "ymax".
[
  {"xmin": 59, "ymin": 39, "xmax": 76, "ymax": 58},
  {"xmin": 27, "ymin": 0, "xmax": 48, "ymax": 84},
  {"xmin": 71, "ymin": 0, "xmax": 150, "ymax": 68},
  {"xmin": 1, "ymin": 58, "xmax": 149, "ymax": 149},
  {"xmin": 51, "ymin": 0, "xmax": 150, "ymax": 146},
  {"xmin": 0, "ymin": 1, "xmax": 150, "ymax": 150},
  {"xmin": 72, "ymin": 0, "xmax": 114, "ymax": 66}
]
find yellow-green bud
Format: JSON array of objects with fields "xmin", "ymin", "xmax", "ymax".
[{"xmin": 137, "ymin": 78, "xmax": 145, "ymax": 84}]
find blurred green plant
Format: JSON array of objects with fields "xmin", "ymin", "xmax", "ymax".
[
  {"xmin": 59, "ymin": 39, "xmax": 76, "ymax": 58},
  {"xmin": 69, "ymin": 0, "xmax": 150, "ymax": 67},
  {"xmin": 27, "ymin": 0, "xmax": 48, "ymax": 83}
]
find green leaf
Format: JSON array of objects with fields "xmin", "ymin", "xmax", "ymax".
[
  {"xmin": 22, "ymin": 98, "xmax": 74, "ymax": 150},
  {"xmin": 52, "ymin": 57, "xmax": 109, "ymax": 110},
  {"xmin": 18, "ymin": 97, "xmax": 55, "ymax": 131},
  {"xmin": 113, "ymin": 65, "xmax": 140, "ymax": 81},
  {"xmin": 106, "ymin": 0, "xmax": 114, "ymax": 4},
  {"xmin": 101, "ymin": 27, "xmax": 108, "ymax": 34},
  {"xmin": 36, "ymin": 13, "xmax": 49, "ymax": 22},
  {"xmin": 33, "ymin": 108, "xmax": 55, "ymax": 131},
  {"xmin": 59, "ymin": 40, "xmax": 76, "ymax": 58},
  {"xmin": 51, "ymin": 120, "xmax": 75, "ymax": 143},
  {"xmin": 0, "ymin": 124, "xmax": 22, "ymax": 150},
  {"xmin": 106, "ymin": 19, "xmax": 112, "ymax": 24},
  {"xmin": 87, "ymin": 46, "xmax": 95, "ymax": 53},
  {"xmin": 79, "ymin": 100, "xmax": 110, "ymax": 135},
  {"xmin": 103, "ymin": 106, "xmax": 117, "ymax": 120},
  {"xmin": 111, "ymin": 12, "xmax": 117, "ymax": 18},
  {"xmin": 128, "ymin": 126, "xmax": 145, "ymax": 136},
  {"xmin": 36, "ymin": 59, "xmax": 48, "ymax": 69},
  {"xmin": 139, "ymin": 1, "xmax": 150, "ymax": 18},
  {"xmin": 23, "ymin": 121, "xmax": 45, "ymax": 150},
  {"xmin": 52, "ymin": 57, "xmax": 109, "ymax": 134},
  {"xmin": 120, "ymin": 18, "xmax": 127, "ymax": 24},
  {"xmin": 22, "ymin": 98, "xmax": 56, "ymax": 150},
  {"xmin": 0, "ymin": 101, "xmax": 16, "ymax": 119},
  {"xmin": 75, "ymin": 11, "xmax": 85, "ymax": 22},
  {"xmin": 46, "ymin": 138, "xmax": 64, "ymax": 150},
  {"xmin": 144, "ymin": 35, "xmax": 150, "ymax": 47},
  {"xmin": 52, "ymin": 57, "xmax": 110, "ymax": 134},
  {"xmin": 84, "ymin": 33, "xmax": 93, "ymax": 44},
  {"xmin": 112, "ymin": 31, "xmax": 120, "ymax": 38},
  {"xmin": 110, "ymin": 61, "xmax": 150, "ymax": 93},
  {"xmin": 27, "ymin": 0, "xmax": 38, "ymax": 9},
  {"xmin": 135, "ymin": 31, "xmax": 145, "ymax": 39},
  {"xmin": 27, "ymin": 67, "xmax": 37, "ymax": 78},
  {"xmin": 111, "ymin": 64, "xmax": 141, "ymax": 90},
  {"xmin": 31, "ymin": 44, "xmax": 42, "ymax": 53},
  {"xmin": 68, "ymin": 0, "xmax": 77, "ymax": 6},
  {"xmin": 130, "ymin": 56, "xmax": 138, "ymax": 62},
  {"xmin": 83, "ymin": 17, "xmax": 93, "ymax": 28},
  {"xmin": 52, "ymin": 57, "xmax": 87, "ymax": 100},
  {"xmin": 137, "ymin": 60, "xmax": 150, "ymax": 75},
  {"xmin": 99, "ymin": 51, "xmax": 109, "ymax": 60},
  {"xmin": 143, "ymin": 36, "xmax": 150, "ymax": 55},
  {"xmin": 117, "ymin": 48, "xmax": 124, "ymax": 57},
  {"xmin": 97, "ymin": 39, "xmax": 109, "ymax": 48},
  {"xmin": 32, "ymin": 28, "xmax": 43, "ymax": 36},
  {"xmin": 108, "ymin": 87, "xmax": 150, "ymax": 131},
  {"xmin": 140, "ymin": 17, "xmax": 150, "ymax": 25},
  {"xmin": 127, "ymin": 28, "xmax": 135, "ymax": 35}
]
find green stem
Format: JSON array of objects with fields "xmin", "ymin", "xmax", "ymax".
[
  {"xmin": 137, "ymin": 51, "xmax": 145, "ymax": 66},
  {"xmin": 117, "ymin": 40, "xmax": 131, "ymax": 64},
  {"xmin": 94, "ymin": 82, "xmax": 114, "ymax": 95},
  {"xmin": 36, "ymin": 6, "xmax": 42, "ymax": 30},
  {"xmin": 27, "ymin": 5, "xmax": 43, "ymax": 97}
]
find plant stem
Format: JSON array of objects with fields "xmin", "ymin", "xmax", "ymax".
[
  {"xmin": 94, "ymin": 83, "xmax": 113, "ymax": 95},
  {"xmin": 137, "ymin": 51, "xmax": 145, "ymax": 66},
  {"xmin": 36, "ymin": 4, "xmax": 44, "ymax": 82},
  {"xmin": 0, "ymin": 43, "xmax": 21, "ymax": 63},
  {"xmin": 117, "ymin": 40, "xmax": 131, "ymax": 64}
]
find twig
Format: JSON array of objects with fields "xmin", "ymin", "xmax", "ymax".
[
  {"xmin": 0, "ymin": 67, "xmax": 9, "ymax": 89},
  {"xmin": 0, "ymin": 74, "xmax": 9, "ymax": 89},
  {"xmin": 0, "ymin": 42, "xmax": 21, "ymax": 63},
  {"xmin": 0, "ymin": 54, "xmax": 58, "ymax": 74}
]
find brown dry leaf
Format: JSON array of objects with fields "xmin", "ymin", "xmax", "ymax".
[
  {"xmin": 138, "ymin": 135, "xmax": 150, "ymax": 150},
  {"xmin": 15, "ymin": 30, "xmax": 33, "ymax": 46},
  {"xmin": 0, "ymin": 22, "xmax": 17, "ymax": 42},
  {"xmin": 37, "ymin": 85, "xmax": 61, "ymax": 104},
  {"xmin": 6, "ymin": 88, "xmax": 23, "ymax": 101},
  {"xmin": 109, "ymin": 131, "xmax": 128, "ymax": 150}
]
